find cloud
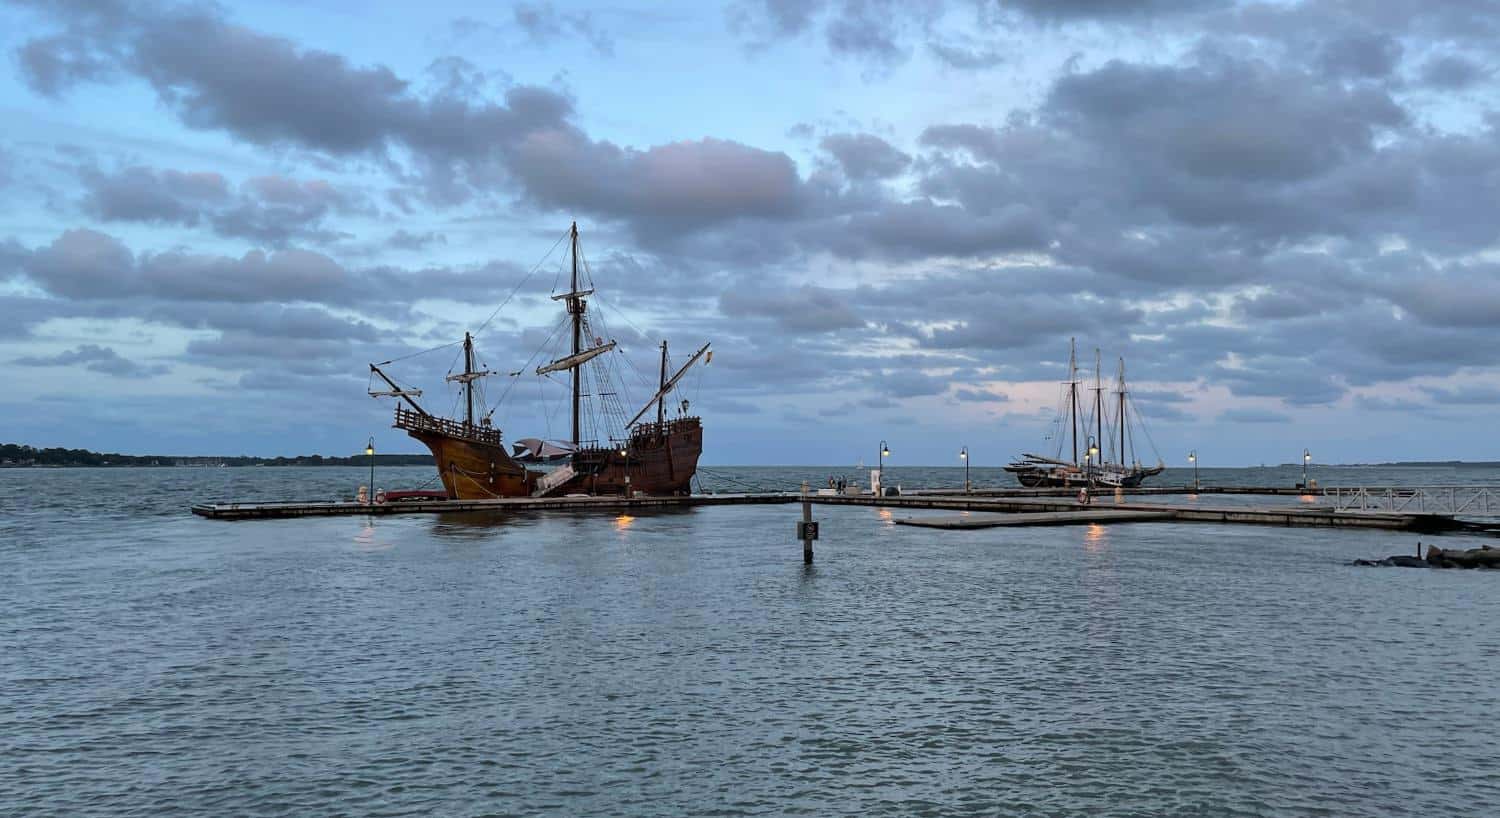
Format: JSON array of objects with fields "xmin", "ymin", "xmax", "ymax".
[
  {"xmin": 1419, "ymin": 385, "xmax": 1500, "ymax": 404},
  {"xmin": 13, "ymin": 343, "xmax": 169, "ymax": 377},
  {"xmin": 1419, "ymin": 54, "xmax": 1489, "ymax": 89},
  {"xmin": 719, "ymin": 285, "xmax": 866, "ymax": 332},
  {"xmin": 512, "ymin": 2, "xmax": 614, "ymax": 56},
  {"xmin": 386, "ymin": 229, "xmax": 447, "ymax": 250},
  {"xmin": 1217, "ymin": 407, "xmax": 1292, "ymax": 424},
  {"xmin": 821, "ymin": 132, "xmax": 911, "ymax": 180},
  {"xmin": 996, "ymin": 0, "xmax": 1229, "ymax": 22},
  {"xmin": 953, "ymin": 387, "xmax": 1007, "ymax": 402},
  {"xmin": 926, "ymin": 39, "xmax": 1004, "ymax": 70}
]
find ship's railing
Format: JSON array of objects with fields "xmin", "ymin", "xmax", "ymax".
[
  {"xmin": 393, "ymin": 405, "xmax": 502, "ymax": 446},
  {"xmin": 629, "ymin": 416, "xmax": 700, "ymax": 441},
  {"xmin": 1324, "ymin": 485, "xmax": 1500, "ymax": 515}
]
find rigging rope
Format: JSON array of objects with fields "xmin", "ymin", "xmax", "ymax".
[{"xmin": 475, "ymin": 226, "xmax": 570, "ymax": 339}]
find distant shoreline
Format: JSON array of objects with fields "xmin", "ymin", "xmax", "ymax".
[{"xmin": 3, "ymin": 442, "xmax": 1498, "ymax": 470}]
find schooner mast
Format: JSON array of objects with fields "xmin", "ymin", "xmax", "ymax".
[{"xmin": 1068, "ymin": 338, "xmax": 1080, "ymax": 465}]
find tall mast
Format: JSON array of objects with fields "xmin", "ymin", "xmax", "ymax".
[
  {"xmin": 1118, "ymin": 357, "xmax": 1128, "ymax": 467},
  {"xmin": 569, "ymin": 221, "xmax": 582, "ymax": 447},
  {"xmin": 463, "ymin": 332, "xmax": 475, "ymax": 427},
  {"xmin": 1094, "ymin": 347, "xmax": 1103, "ymax": 463},
  {"xmin": 657, "ymin": 340, "xmax": 668, "ymax": 426},
  {"xmin": 1069, "ymin": 338, "xmax": 1079, "ymax": 465}
]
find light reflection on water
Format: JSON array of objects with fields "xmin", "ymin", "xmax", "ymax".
[{"xmin": 2, "ymin": 466, "xmax": 1500, "ymax": 816}]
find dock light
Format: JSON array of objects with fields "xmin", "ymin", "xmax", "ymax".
[
  {"xmin": 960, "ymin": 446, "xmax": 970, "ymax": 492},
  {"xmin": 1188, "ymin": 450, "xmax": 1198, "ymax": 491},
  {"xmin": 1302, "ymin": 448, "xmax": 1311, "ymax": 491},
  {"xmin": 366, "ymin": 436, "xmax": 375, "ymax": 504},
  {"xmin": 878, "ymin": 440, "xmax": 889, "ymax": 492}
]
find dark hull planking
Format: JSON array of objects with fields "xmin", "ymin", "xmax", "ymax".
[
  {"xmin": 407, "ymin": 430, "xmax": 541, "ymax": 499},
  {"xmin": 555, "ymin": 418, "xmax": 703, "ymax": 496}
]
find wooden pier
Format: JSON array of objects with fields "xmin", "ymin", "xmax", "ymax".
[{"xmin": 191, "ymin": 487, "xmax": 1468, "ymax": 533}]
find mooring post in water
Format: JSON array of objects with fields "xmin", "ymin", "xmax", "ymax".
[{"xmin": 799, "ymin": 481, "xmax": 817, "ymax": 564}]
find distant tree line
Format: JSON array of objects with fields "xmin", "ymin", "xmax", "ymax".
[{"xmin": 0, "ymin": 443, "xmax": 434, "ymax": 467}]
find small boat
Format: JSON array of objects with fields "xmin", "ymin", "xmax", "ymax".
[{"xmin": 1005, "ymin": 339, "xmax": 1164, "ymax": 488}]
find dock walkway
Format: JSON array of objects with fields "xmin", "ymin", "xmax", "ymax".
[
  {"xmin": 895, "ymin": 509, "xmax": 1176, "ymax": 529},
  {"xmin": 191, "ymin": 487, "xmax": 1466, "ymax": 532}
]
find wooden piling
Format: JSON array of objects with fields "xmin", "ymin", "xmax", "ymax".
[{"xmin": 801, "ymin": 481, "xmax": 814, "ymax": 564}]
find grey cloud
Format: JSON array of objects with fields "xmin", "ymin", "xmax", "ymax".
[
  {"xmin": 875, "ymin": 369, "xmax": 947, "ymax": 398},
  {"xmin": 1419, "ymin": 385, "xmax": 1500, "ymax": 404},
  {"xmin": 719, "ymin": 285, "xmax": 866, "ymax": 332},
  {"xmin": 17, "ymin": 2, "xmax": 575, "ymax": 201},
  {"xmin": 80, "ymin": 165, "xmax": 228, "ymax": 225},
  {"xmin": 24, "ymin": 228, "xmax": 351, "ymax": 303},
  {"xmin": 1419, "ymin": 54, "xmax": 1489, "ymax": 89},
  {"xmin": 12, "ymin": 343, "xmax": 168, "ymax": 377},
  {"xmin": 1214, "ymin": 357, "xmax": 1346, "ymax": 406},
  {"xmin": 1356, "ymin": 395, "xmax": 1431, "ymax": 413},
  {"xmin": 1045, "ymin": 57, "xmax": 1407, "ymax": 184},
  {"xmin": 953, "ymin": 387, "xmax": 1007, "ymax": 402},
  {"xmin": 513, "ymin": 2, "xmax": 614, "ymax": 56},
  {"xmin": 926, "ymin": 39, "xmax": 1004, "ymax": 70},
  {"xmin": 510, "ymin": 135, "xmax": 809, "ymax": 239},
  {"xmin": 78, "ymin": 165, "xmax": 360, "ymax": 246},
  {"xmin": 729, "ymin": 0, "xmax": 941, "ymax": 66},
  {"xmin": 386, "ymin": 229, "xmax": 447, "ymax": 250},
  {"xmin": 997, "ymin": 0, "xmax": 1228, "ymax": 22},
  {"xmin": 821, "ymin": 133, "xmax": 911, "ymax": 180},
  {"xmin": 1316, "ymin": 31, "xmax": 1402, "ymax": 79},
  {"xmin": 1217, "ymin": 407, "xmax": 1292, "ymax": 424}
]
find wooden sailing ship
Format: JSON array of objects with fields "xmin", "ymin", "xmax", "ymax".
[
  {"xmin": 369, "ymin": 222, "xmax": 710, "ymax": 499},
  {"xmin": 1005, "ymin": 339, "xmax": 1164, "ymax": 488}
]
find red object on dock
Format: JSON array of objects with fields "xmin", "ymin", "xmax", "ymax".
[{"xmin": 380, "ymin": 490, "xmax": 450, "ymax": 503}]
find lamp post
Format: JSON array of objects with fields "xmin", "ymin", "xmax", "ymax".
[
  {"xmin": 1086, "ymin": 437, "xmax": 1099, "ymax": 490},
  {"xmin": 365, "ymin": 436, "xmax": 375, "ymax": 504},
  {"xmin": 619, "ymin": 445, "xmax": 631, "ymax": 498},
  {"xmin": 1188, "ymin": 450, "xmax": 1198, "ymax": 491},
  {"xmin": 1302, "ymin": 448, "xmax": 1311, "ymax": 490},
  {"xmin": 878, "ymin": 439, "xmax": 889, "ymax": 495},
  {"xmin": 960, "ymin": 446, "xmax": 970, "ymax": 493}
]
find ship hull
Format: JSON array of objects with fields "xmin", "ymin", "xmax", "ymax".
[
  {"xmin": 406, "ymin": 430, "xmax": 541, "ymax": 500},
  {"xmin": 554, "ymin": 417, "xmax": 703, "ymax": 496}
]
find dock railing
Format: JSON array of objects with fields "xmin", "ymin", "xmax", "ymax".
[{"xmin": 1324, "ymin": 485, "xmax": 1500, "ymax": 515}]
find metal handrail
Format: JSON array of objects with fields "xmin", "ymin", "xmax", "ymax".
[{"xmin": 1323, "ymin": 485, "xmax": 1500, "ymax": 515}]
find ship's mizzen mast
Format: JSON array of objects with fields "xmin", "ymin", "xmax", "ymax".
[
  {"xmin": 569, "ymin": 222, "xmax": 583, "ymax": 446},
  {"xmin": 625, "ymin": 342, "xmax": 711, "ymax": 428},
  {"xmin": 657, "ymin": 341, "xmax": 668, "ymax": 426}
]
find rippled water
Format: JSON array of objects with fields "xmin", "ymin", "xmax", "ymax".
[{"xmin": 4, "ymin": 466, "xmax": 1500, "ymax": 816}]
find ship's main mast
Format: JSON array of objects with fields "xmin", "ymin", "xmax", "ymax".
[{"xmin": 568, "ymin": 222, "xmax": 583, "ymax": 447}]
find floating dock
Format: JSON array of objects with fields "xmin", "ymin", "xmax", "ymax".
[
  {"xmin": 191, "ymin": 492, "xmax": 792, "ymax": 520},
  {"xmin": 191, "ymin": 488, "xmax": 1467, "ymax": 532},
  {"xmin": 896, "ymin": 509, "xmax": 1177, "ymax": 529}
]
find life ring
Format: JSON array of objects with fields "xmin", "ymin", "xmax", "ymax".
[
  {"xmin": 1077, "ymin": 488, "xmax": 1090, "ymax": 505},
  {"xmin": 374, "ymin": 490, "xmax": 387, "ymax": 504}
]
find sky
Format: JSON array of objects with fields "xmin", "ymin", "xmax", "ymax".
[{"xmin": 1, "ymin": 0, "xmax": 1499, "ymax": 466}]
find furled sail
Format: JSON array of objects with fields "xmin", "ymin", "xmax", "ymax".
[{"xmin": 536, "ymin": 341, "xmax": 617, "ymax": 376}]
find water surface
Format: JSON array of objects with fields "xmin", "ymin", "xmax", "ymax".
[{"xmin": 3, "ymin": 466, "xmax": 1498, "ymax": 816}]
